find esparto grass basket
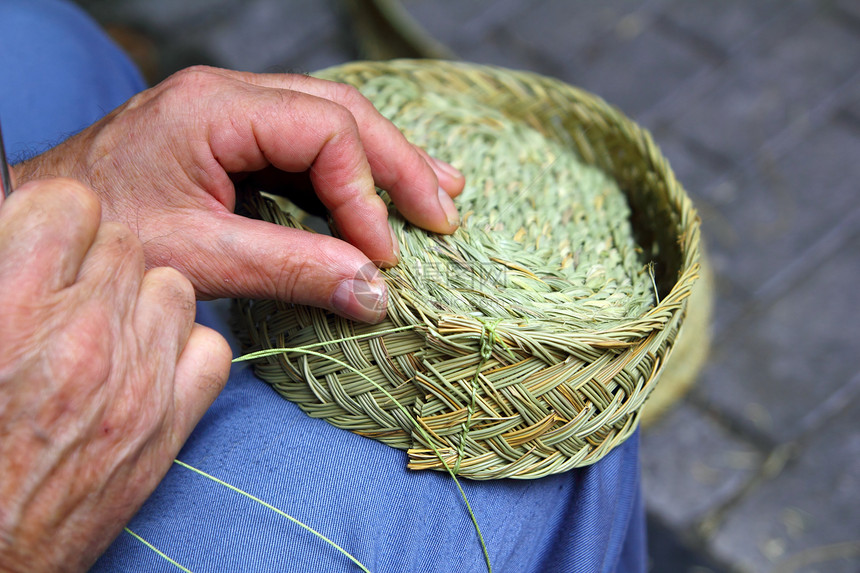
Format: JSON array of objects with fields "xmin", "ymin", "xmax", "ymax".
[{"xmin": 233, "ymin": 59, "xmax": 701, "ymax": 480}]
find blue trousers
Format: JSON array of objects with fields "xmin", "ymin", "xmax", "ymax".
[{"xmin": 0, "ymin": 1, "xmax": 646, "ymax": 571}]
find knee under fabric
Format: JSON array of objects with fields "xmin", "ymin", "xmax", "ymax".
[{"xmin": 0, "ymin": 2, "xmax": 646, "ymax": 571}]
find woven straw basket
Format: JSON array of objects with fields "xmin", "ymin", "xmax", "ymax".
[{"xmin": 233, "ymin": 60, "xmax": 701, "ymax": 480}]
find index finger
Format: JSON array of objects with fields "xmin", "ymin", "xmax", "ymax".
[
  {"xmin": 197, "ymin": 80, "xmax": 398, "ymax": 268},
  {"xmin": 205, "ymin": 69, "xmax": 464, "ymax": 233}
]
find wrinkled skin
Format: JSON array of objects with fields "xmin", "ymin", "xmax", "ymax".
[
  {"xmin": 13, "ymin": 66, "xmax": 465, "ymax": 322},
  {"xmin": 0, "ymin": 66, "xmax": 464, "ymax": 571},
  {"xmin": 0, "ymin": 179, "xmax": 232, "ymax": 571}
]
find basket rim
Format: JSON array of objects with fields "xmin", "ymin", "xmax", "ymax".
[{"xmin": 235, "ymin": 59, "xmax": 703, "ymax": 478}]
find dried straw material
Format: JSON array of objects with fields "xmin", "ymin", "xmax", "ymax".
[{"xmin": 233, "ymin": 60, "xmax": 701, "ymax": 480}]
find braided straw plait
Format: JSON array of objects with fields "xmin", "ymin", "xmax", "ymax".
[{"xmin": 233, "ymin": 60, "xmax": 701, "ymax": 479}]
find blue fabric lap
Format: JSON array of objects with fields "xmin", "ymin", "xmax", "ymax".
[
  {"xmin": 93, "ymin": 300, "xmax": 644, "ymax": 572},
  {"xmin": 0, "ymin": 3, "xmax": 646, "ymax": 571}
]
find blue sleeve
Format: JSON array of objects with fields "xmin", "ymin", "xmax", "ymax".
[
  {"xmin": 0, "ymin": 2, "xmax": 646, "ymax": 571},
  {"xmin": 0, "ymin": 0, "xmax": 145, "ymax": 162}
]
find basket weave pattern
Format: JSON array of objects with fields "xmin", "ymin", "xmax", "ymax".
[{"xmin": 234, "ymin": 60, "xmax": 701, "ymax": 480}]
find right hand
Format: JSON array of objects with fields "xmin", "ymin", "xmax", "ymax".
[
  {"xmin": 0, "ymin": 178, "xmax": 232, "ymax": 572},
  {"xmin": 12, "ymin": 67, "xmax": 466, "ymax": 324}
]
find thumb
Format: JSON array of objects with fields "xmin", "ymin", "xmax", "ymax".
[{"xmin": 159, "ymin": 211, "xmax": 389, "ymax": 324}]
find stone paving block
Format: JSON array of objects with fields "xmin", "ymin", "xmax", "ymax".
[
  {"xmin": 442, "ymin": 0, "xmax": 700, "ymax": 118},
  {"xmin": 710, "ymin": 396, "xmax": 860, "ymax": 572},
  {"xmin": 401, "ymin": 0, "xmax": 517, "ymax": 47},
  {"xmin": 501, "ymin": 0, "xmax": 669, "ymax": 65},
  {"xmin": 660, "ymin": 0, "xmax": 795, "ymax": 55},
  {"xmin": 693, "ymin": 119, "xmax": 860, "ymax": 299},
  {"xmin": 180, "ymin": 0, "xmax": 339, "ymax": 73},
  {"xmin": 634, "ymin": 2, "xmax": 812, "ymax": 132},
  {"xmin": 694, "ymin": 226, "xmax": 860, "ymax": 444},
  {"xmin": 403, "ymin": 0, "xmax": 693, "ymax": 117},
  {"xmin": 648, "ymin": 127, "xmax": 726, "ymax": 201},
  {"xmin": 838, "ymin": 72, "xmax": 860, "ymax": 121},
  {"xmin": 666, "ymin": 10, "xmax": 860, "ymax": 166},
  {"xmin": 833, "ymin": 0, "xmax": 860, "ymax": 23},
  {"xmin": 651, "ymin": 118, "xmax": 860, "ymax": 337},
  {"xmin": 444, "ymin": 25, "xmax": 564, "ymax": 78},
  {"xmin": 642, "ymin": 402, "xmax": 763, "ymax": 528},
  {"xmin": 568, "ymin": 19, "xmax": 708, "ymax": 118}
]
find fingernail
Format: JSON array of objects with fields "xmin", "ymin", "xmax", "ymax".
[
  {"xmin": 330, "ymin": 278, "xmax": 387, "ymax": 323},
  {"xmin": 431, "ymin": 156, "xmax": 463, "ymax": 180},
  {"xmin": 389, "ymin": 223, "xmax": 401, "ymax": 262},
  {"xmin": 437, "ymin": 187, "xmax": 460, "ymax": 227}
]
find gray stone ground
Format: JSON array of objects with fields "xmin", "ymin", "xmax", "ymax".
[{"xmin": 73, "ymin": 1, "xmax": 860, "ymax": 571}]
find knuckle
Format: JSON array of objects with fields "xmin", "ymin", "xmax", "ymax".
[
  {"xmin": 319, "ymin": 111, "xmax": 363, "ymax": 174},
  {"xmin": 197, "ymin": 369, "xmax": 229, "ymax": 396},
  {"xmin": 103, "ymin": 385, "xmax": 168, "ymax": 439},
  {"xmin": 174, "ymin": 64, "xmax": 218, "ymax": 85},
  {"xmin": 212, "ymin": 332, "xmax": 233, "ymax": 373},
  {"xmin": 96, "ymin": 221, "xmax": 144, "ymax": 261},
  {"xmin": 327, "ymin": 103, "xmax": 360, "ymax": 137},
  {"xmin": 192, "ymin": 329, "xmax": 232, "ymax": 387},
  {"xmin": 19, "ymin": 178, "xmax": 101, "ymax": 221},
  {"xmin": 384, "ymin": 161, "xmax": 407, "ymax": 192},
  {"xmin": 40, "ymin": 303, "xmax": 113, "ymax": 393},
  {"xmin": 164, "ymin": 65, "xmax": 222, "ymax": 98},
  {"xmin": 99, "ymin": 220, "xmax": 135, "ymax": 242},
  {"xmin": 145, "ymin": 267, "xmax": 196, "ymax": 314},
  {"xmin": 50, "ymin": 177, "xmax": 99, "ymax": 204},
  {"xmin": 271, "ymin": 86, "xmax": 300, "ymax": 108},
  {"xmin": 331, "ymin": 82, "xmax": 365, "ymax": 108},
  {"xmin": 182, "ymin": 64, "xmax": 218, "ymax": 76}
]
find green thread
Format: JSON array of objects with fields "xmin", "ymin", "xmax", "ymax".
[
  {"xmin": 231, "ymin": 325, "xmax": 416, "ymax": 363},
  {"xmin": 648, "ymin": 261, "xmax": 661, "ymax": 304},
  {"xmin": 133, "ymin": 327, "xmax": 491, "ymax": 572},
  {"xmin": 272, "ymin": 347, "xmax": 492, "ymax": 573},
  {"xmin": 454, "ymin": 318, "xmax": 502, "ymax": 475},
  {"xmin": 125, "ymin": 527, "xmax": 194, "ymax": 573},
  {"xmin": 173, "ymin": 459, "xmax": 372, "ymax": 573}
]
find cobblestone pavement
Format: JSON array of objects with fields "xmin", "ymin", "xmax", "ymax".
[{"xmin": 74, "ymin": 1, "xmax": 860, "ymax": 571}]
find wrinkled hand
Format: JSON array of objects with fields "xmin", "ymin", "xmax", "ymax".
[
  {"xmin": 13, "ymin": 66, "xmax": 465, "ymax": 323},
  {"xmin": 0, "ymin": 179, "xmax": 232, "ymax": 572}
]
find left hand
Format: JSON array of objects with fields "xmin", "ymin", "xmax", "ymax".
[
  {"xmin": 13, "ymin": 66, "xmax": 465, "ymax": 323},
  {"xmin": 0, "ymin": 178, "xmax": 232, "ymax": 571}
]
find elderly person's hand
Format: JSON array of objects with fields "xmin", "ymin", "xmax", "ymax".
[
  {"xmin": 12, "ymin": 66, "xmax": 465, "ymax": 323},
  {"xmin": 0, "ymin": 179, "xmax": 232, "ymax": 571}
]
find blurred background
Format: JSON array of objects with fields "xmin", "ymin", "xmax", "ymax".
[{"xmin": 72, "ymin": 1, "xmax": 860, "ymax": 571}]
